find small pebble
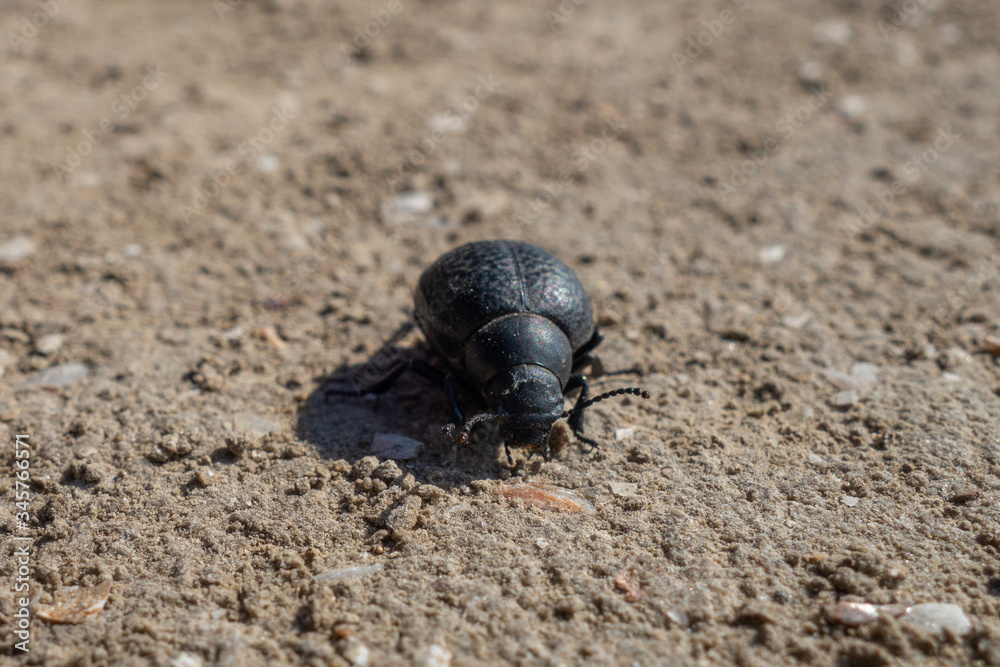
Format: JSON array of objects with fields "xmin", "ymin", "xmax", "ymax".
[
  {"xmin": 0, "ymin": 236, "xmax": 36, "ymax": 263},
  {"xmin": 256, "ymin": 154, "xmax": 281, "ymax": 174},
  {"xmin": 984, "ymin": 336, "xmax": 1000, "ymax": 357},
  {"xmin": 415, "ymin": 644, "xmax": 453, "ymax": 667},
  {"xmin": 371, "ymin": 433, "xmax": 424, "ymax": 460},
  {"xmin": 813, "ymin": 19, "xmax": 853, "ymax": 46},
  {"xmin": 823, "ymin": 369, "xmax": 860, "ymax": 391},
  {"xmin": 17, "ymin": 362, "xmax": 90, "ymax": 391},
  {"xmin": 232, "ymin": 412, "xmax": 280, "ymax": 437},
  {"xmin": 666, "ymin": 607, "xmax": 690, "ymax": 628},
  {"xmin": 949, "ymin": 487, "xmax": 980, "ymax": 504},
  {"xmin": 758, "ymin": 245, "xmax": 786, "ymax": 264},
  {"xmin": 798, "ymin": 60, "xmax": 824, "ymax": 85},
  {"xmin": 808, "ymin": 453, "xmax": 825, "ymax": 465},
  {"xmin": 381, "ymin": 191, "xmax": 433, "ymax": 225},
  {"xmin": 782, "ymin": 313, "xmax": 810, "ymax": 329},
  {"xmin": 834, "ymin": 389, "xmax": 858, "ymax": 408},
  {"xmin": 902, "ymin": 603, "xmax": 971, "ymax": 637},
  {"xmin": 609, "ymin": 482, "xmax": 638, "ymax": 498},
  {"xmin": 830, "ymin": 601, "xmax": 880, "ymax": 626},
  {"xmin": 841, "ymin": 495, "xmax": 860, "ymax": 507},
  {"xmin": 171, "ymin": 653, "xmax": 203, "ymax": 667},
  {"xmin": 614, "ymin": 426, "xmax": 636, "ymax": 441},
  {"xmin": 123, "ymin": 243, "xmax": 143, "ymax": 258},
  {"xmin": 839, "ymin": 95, "xmax": 867, "ymax": 118},
  {"xmin": 34, "ymin": 333, "xmax": 64, "ymax": 356},
  {"xmin": 313, "ymin": 563, "xmax": 383, "ymax": 583},
  {"xmin": 850, "ymin": 362, "xmax": 878, "ymax": 388},
  {"xmin": 339, "ymin": 640, "xmax": 370, "ymax": 667}
]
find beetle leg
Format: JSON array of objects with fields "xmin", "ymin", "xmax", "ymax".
[
  {"xmin": 441, "ymin": 374, "xmax": 466, "ymax": 440},
  {"xmin": 325, "ymin": 357, "xmax": 444, "ymax": 398},
  {"xmin": 564, "ymin": 374, "xmax": 603, "ymax": 451}
]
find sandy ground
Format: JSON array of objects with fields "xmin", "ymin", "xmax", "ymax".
[{"xmin": 1, "ymin": 0, "xmax": 1000, "ymax": 664}]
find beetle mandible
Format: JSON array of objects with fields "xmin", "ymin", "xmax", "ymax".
[{"xmin": 328, "ymin": 239, "xmax": 650, "ymax": 462}]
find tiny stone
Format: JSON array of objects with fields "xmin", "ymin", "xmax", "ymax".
[
  {"xmin": 830, "ymin": 601, "xmax": 880, "ymax": 626},
  {"xmin": 850, "ymin": 363, "xmax": 878, "ymax": 388},
  {"xmin": 313, "ymin": 563, "xmax": 383, "ymax": 583},
  {"xmin": 941, "ymin": 372, "xmax": 962, "ymax": 383},
  {"xmin": 34, "ymin": 333, "xmax": 64, "ymax": 356},
  {"xmin": 834, "ymin": 389, "xmax": 858, "ymax": 408},
  {"xmin": 813, "ymin": 19, "xmax": 853, "ymax": 46},
  {"xmin": 823, "ymin": 369, "xmax": 860, "ymax": 391},
  {"xmin": 841, "ymin": 495, "xmax": 860, "ymax": 507},
  {"xmin": 758, "ymin": 245, "xmax": 786, "ymax": 264},
  {"xmin": 256, "ymin": 154, "xmax": 280, "ymax": 174},
  {"xmin": 381, "ymin": 191, "xmax": 433, "ymax": 225},
  {"xmin": 194, "ymin": 468, "xmax": 214, "ymax": 487},
  {"xmin": 17, "ymin": 362, "xmax": 90, "ymax": 391},
  {"xmin": 371, "ymin": 433, "xmax": 423, "ymax": 460},
  {"xmin": 222, "ymin": 325, "xmax": 244, "ymax": 341},
  {"xmin": 938, "ymin": 346, "xmax": 969, "ymax": 369},
  {"xmin": 839, "ymin": 95, "xmax": 867, "ymax": 118},
  {"xmin": 123, "ymin": 243, "xmax": 143, "ymax": 258},
  {"xmin": 983, "ymin": 335, "xmax": 1000, "ymax": 357},
  {"xmin": 666, "ymin": 607, "xmax": 690, "ymax": 628},
  {"xmin": 0, "ymin": 236, "xmax": 36, "ymax": 263},
  {"xmin": 798, "ymin": 60, "xmax": 824, "ymax": 85},
  {"xmin": 808, "ymin": 453, "xmax": 825, "ymax": 465},
  {"xmin": 351, "ymin": 456, "xmax": 380, "ymax": 479},
  {"xmin": 903, "ymin": 603, "xmax": 972, "ymax": 637},
  {"xmin": 949, "ymin": 487, "xmax": 980, "ymax": 504},
  {"xmin": 339, "ymin": 640, "xmax": 370, "ymax": 667},
  {"xmin": 614, "ymin": 426, "xmax": 636, "ymax": 441},
  {"xmin": 232, "ymin": 412, "xmax": 280, "ymax": 437},
  {"xmin": 782, "ymin": 313, "xmax": 810, "ymax": 329},
  {"xmin": 609, "ymin": 482, "xmax": 638, "ymax": 498},
  {"xmin": 415, "ymin": 644, "xmax": 453, "ymax": 667}
]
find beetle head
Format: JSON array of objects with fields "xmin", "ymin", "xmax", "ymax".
[{"xmin": 482, "ymin": 364, "xmax": 563, "ymax": 449}]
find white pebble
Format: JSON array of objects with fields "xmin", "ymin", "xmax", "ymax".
[
  {"xmin": 232, "ymin": 412, "xmax": 280, "ymax": 437},
  {"xmin": 822, "ymin": 369, "xmax": 860, "ymax": 391},
  {"xmin": 371, "ymin": 433, "xmax": 424, "ymax": 460},
  {"xmin": 34, "ymin": 333, "xmax": 64, "ymax": 356},
  {"xmin": 381, "ymin": 192, "xmax": 433, "ymax": 225},
  {"xmin": 614, "ymin": 426, "xmax": 636, "ymax": 441},
  {"xmin": 416, "ymin": 644, "xmax": 453, "ymax": 667},
  {"xmin": 256, "ymin": 154, "xmax": 281, "ymax": 174},
  {"xmin": 171, "ymin": 653, "xmax": 204, "ymax": 667},
  {"xmin": 782, "ymin": 313, "xmax": 810, "ymax": 329},
  {"xmin": 840, "ymin": 495, "xmax": 860, "ymax": 507},
  {"xmin": 813, "ymin": 19, "xmax": 853, "ymax": 46},
  {"xmin": 429, "ymin": 113, "xmax": 464, "ymax": 135},
  {"xmin": 0, "ymin": 236, "xmax": 35, "ymax": 263},
  {"xmin": 850, "ymin": 362, "xmax": 878, "ymax": 388},
  {"xmin": 123, "ymin": 243, "xmax": 143, "ymax": 258},
  {"xmin": 340, "ymin": 641, "xmax": 370, "ymax": 667},
  {"xmin": 609, "ymin": 482, "xmax": 638, "ymax": 498},
  {"xmin": 834, "ymin": 390, "xmax": 858, "ymax": 407},
  {"xmin": 18, "ymin": 362, "xmax": 90, "ymax": 391},
  {"xmin": 903, "ymin": 603, "xmax": 971, "ymax": 637},
  {"xmin": 758, "ymin": 245, "xmax": 786, "ymax": 264},
  {"xmin": 798, "ymin": 60, "xmax": 824, "ymax": 85},
  {"xmin": 314, "ymin": 563, "xmax": 384, "ymax": 583},
  {"xmin": 839, "ymin": 95, "xmax": 867, "ymax": 118}
]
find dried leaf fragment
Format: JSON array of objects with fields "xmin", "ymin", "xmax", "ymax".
[
  {"xmin": 36, "ymin": 580, "xmax": 111, "ymax": 624},
  {"xmin": 494, "ymin": 483, "xmax": 594, "ymax": 514}
]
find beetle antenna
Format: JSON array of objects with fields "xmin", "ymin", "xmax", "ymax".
[
  {"xmin": 560, "ymin": 387, "xmax": 651, "ymax": 419},
  {"xmin": 458, "ymin": 412, "xmax": 496, "ymax": 444}
]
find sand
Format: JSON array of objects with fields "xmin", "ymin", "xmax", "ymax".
[{"xmin": 2, "ymin": 0, "xmax": 1000, "ymax": 664}]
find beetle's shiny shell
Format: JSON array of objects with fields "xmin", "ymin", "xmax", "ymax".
[{"xmin": 413, "ymin": 240, "xmax": 594, "ymax": 366}]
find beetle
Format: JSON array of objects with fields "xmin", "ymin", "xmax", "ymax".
[{"xmin": 326, "ymin": 239, "xmax": 650, "ymax": 462}]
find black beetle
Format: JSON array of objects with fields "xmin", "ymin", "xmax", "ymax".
[{"xmin": 327, "ymin": 239, "xmax": 649, "ymax": 461}]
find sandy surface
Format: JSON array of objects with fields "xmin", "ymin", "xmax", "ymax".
[{"xmin": 2, "ymin": 0, "xmax": 1000, "ymax": 664}]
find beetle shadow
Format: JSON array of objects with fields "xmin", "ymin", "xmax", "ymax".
[{"xmin": 294, "ymin": 322, "xmax": 511, "ymax": 487}]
